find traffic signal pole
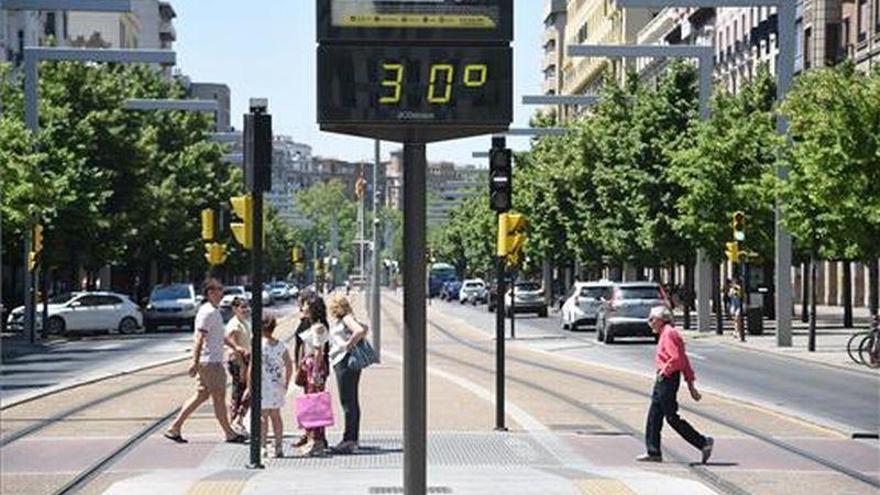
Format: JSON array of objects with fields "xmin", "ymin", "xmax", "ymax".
[
  {"xmin": 402, "ymin": 142, "xmax": 427, "ymax": 495},
  {"xmin": 495, "ymin": 251, "xmax": 507, "ymax": 431},
  {"xmin": 490, "ymin": 136, "xmax": 509, "ymax": 432}
]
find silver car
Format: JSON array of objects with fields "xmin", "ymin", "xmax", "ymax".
[
  {"xmin": 144, "ymin": 283, "xmax": 198, "ymax": 332},
  {"xmin": 596, "ymin": 282, "xmax": 668, "ymax": 344}
]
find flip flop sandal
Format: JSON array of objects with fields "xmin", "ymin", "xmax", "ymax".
[{"xmin": 163, "ymin": 432, "xmax": 188, "ymax": 444}]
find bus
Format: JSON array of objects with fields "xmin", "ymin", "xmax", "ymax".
[{"xmin": 428, "ymin": 263, "xmax": 458, "ymax": 298}]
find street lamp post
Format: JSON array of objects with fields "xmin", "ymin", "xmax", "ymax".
[
  {"xmin": 616, "ymin": 0, "xmax": 795, "ymax": 345},
  {"xmin": 20, "ymin": 46, "xmax": 176, "ymax": 342},
  {"xmin": 566, "ymin": 43, "xmax": 714, "ymax": 333}
]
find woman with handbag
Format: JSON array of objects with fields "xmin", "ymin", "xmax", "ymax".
[
  {"xmin": 327, "ymin": 293, "xmax": 369, "ymax": 454},
  {"xmin": 295, "ymin": 293, "xmax": 331, "ymax": 456}
]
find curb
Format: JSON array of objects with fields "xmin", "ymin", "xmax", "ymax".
[{"xmin": 0, "ymin": 354, "xmax": 190, "ymax": 411}]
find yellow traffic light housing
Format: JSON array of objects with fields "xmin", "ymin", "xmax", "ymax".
[
  {"xmin": 204, "ymin": 243, "xmax": 228, "ymax": 266},
  {"xmin": 497, "ymin": 213, "xmax": 527, "ymax": 263},
  {"xmin": 27, "ymin": 251, "xmax": 37, "ymax": 271},
  {"xmin": 725, "ymin": 241, "xmax": 741, "ymax": 263},
  {"xmin": 33, "ymin": 224, "xmax": 44, "ymax": 254},
  {"xmin": 201, "ymin": 209, "xmax": 216, "ymax": 241},
  {"xmin": 230, "ymin": 195, "xmax": 253, "ymax": 249},
  {"xmin": 732, "ymin": 211, "xmax": 746, "ymax": 242}
]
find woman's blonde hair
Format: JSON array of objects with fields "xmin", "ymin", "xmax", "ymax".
[{"xmin": 327, "ymin": 293, "xmax": 353, "ymax": 319}]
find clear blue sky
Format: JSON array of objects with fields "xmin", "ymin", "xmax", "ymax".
[{"xmin": 174, "ymin": 1, "xmax": 543, "ymax": 166}]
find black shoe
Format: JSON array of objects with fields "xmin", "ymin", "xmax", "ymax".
[
  {"xmin": 225, "ymin": 433, "xmax": 248, "ymax": 444},
  {"xmin": 636, "ymin": 453, "xmax": 663, "ymax": 463},
  {"xmin": 701, "ymin": 437, "xmax": 714, "ymax": 464}
]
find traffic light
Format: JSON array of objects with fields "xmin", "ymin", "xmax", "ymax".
[
  {"xmin": 33, "ymin": 224, "xmax": 44, "ymax": 254},
  {"xmin": 497, "ymin": 212, "xmax": 527, "ymax": 260},
  {"xmin": 230, "ymin": 195, "xmax": 253, "ymax": 249},
  {"xmin": 204, "ymin": 243, "xmax": 228, "ymax": 266},
  {"xmin": 732, "ymin": 211, "xmax": 746, "ymax": 242},
  {"xmin": 27, "ymin": 251, "xmax": 37, "ymax": 271},
  {"xmin": 489, "ymin": 147, "xmax": 512, "ymax": 213},
  {"xmin": 725, "ymin": 241, "xmax": 741, "ymax": 263},
  {"xmin": 201, "ymin": 209, "xmax": 216, "ymax": 241}
]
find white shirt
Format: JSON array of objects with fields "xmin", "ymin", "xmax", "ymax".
[
  {"xmin": 195, "ymin": 303, "xmax": 225, "ymax": 364},
  {"xmin": 329, "ymin": 318, "xmax": 353, "ymax": 366},
  {"xmin": 225, "ymin": 316, "xmax": 252, "ymax": 353}
]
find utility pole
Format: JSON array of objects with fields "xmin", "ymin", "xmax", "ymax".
[
  {"xmin": 489, "ymin": 136, "xmax": 510, "ymax": 431},
  {"xmin": 372, "ymin": 139, "xmax": 382, "ymax": 361}
]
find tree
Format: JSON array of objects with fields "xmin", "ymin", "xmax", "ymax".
[
  {"xmin": 294, "ymin": 179, "xmax": 358, "ymax": 275},
  {"xmin": 779, "ymin": 62, "xmax": 880, "ymax": 325}
]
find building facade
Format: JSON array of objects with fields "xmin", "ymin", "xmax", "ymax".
[
  {"xmin": 543, "ymin": 0, "xmax": 568, "ymax": 119},
  {"xmin": 266, "ymin": 136, "xmax": 314, "ymax": 228},
  {"xmin": 185, "ymin": 81, "xmax": 231, "ymax": 132}
]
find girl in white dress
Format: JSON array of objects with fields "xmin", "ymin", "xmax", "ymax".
[{"xmin": 260, "ymin": 316, "xmax": 292, "ymax": 458}]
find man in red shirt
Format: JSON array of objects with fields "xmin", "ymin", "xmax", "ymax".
[{"xmin": 637, "ymin": 306, "xmax": 714, "ymax": 464}]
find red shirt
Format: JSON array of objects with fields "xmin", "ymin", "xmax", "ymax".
[{"xmin": 655, "ymin": 323, "xmax": 696, "ymax": 382}]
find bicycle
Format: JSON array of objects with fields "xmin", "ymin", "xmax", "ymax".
[{"xmin": 858, "ymin": 318, "xmax": 879, "ymax": 368}]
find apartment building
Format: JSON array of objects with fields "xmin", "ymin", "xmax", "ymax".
[
  {"xmin": 562, "ymin": 0, "xmax": 655, "ymax": 112},
  {"xmin": 542, "ymin": 0, "xmax": 568, "ymax": 119}
]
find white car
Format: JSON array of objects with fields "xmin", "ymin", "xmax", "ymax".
[
  {"xmin": 7, "ymin": 292, "xmax": 143, "ymax": 335},
  {"xmin": 561, "ymin": 281, "xmax": 614, "ymax": 331},
  {"xmin": 269, "ymin": 282, "xmax": 289, "ymax": 302},
  {"xmin": 458, "ymin": 279, "xmax": 487, "ymax": 304},
  {"xmin": 287, "ymin": 284, "xmax": 300, "ymax": 299},
  {"xmin": 220, "ymin": 286, "xmax": 250, "ymax": 308}
]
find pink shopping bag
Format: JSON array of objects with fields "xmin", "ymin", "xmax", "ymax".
[{"xmin": 295, "ymin": 391, "xmax": 335, "ymax": 429}]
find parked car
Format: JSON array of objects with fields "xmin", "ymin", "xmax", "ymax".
[
  {"xmin": 596, "ymin": 282, "xmax": 668, "ymax": 344},
  {"xmin": 287, "ymin": 283, "xmax": 300, "ymax": 299},
  {"xmin": 144, "ymin": 283, "xmax": 198, "ymax": 332},
  {"xmin": 504, "ymin": 281, "xmax": 548, "ymax": 317},
  {"xmin": 560, "ymin": 281, "xmax": 614, "ymax": 331},
  {"xmin": 269, "ymin": 282, "xmax": 290, "ymax": 302},
  {"xmin": 219, "ymin": 286, "xmax": 249, "ymax": 321},
  {"xmin": 7, "ymin": 291, "xmax": 143, "ymax": 335},
  {"xmin": 458, "ymin": 279, "xmax": 487, "ymax": 304},
  {"xmin": 245, "ymin": 285, "xmax": 272, "ymax": 307}
]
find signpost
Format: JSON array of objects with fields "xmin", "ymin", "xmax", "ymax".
[{"xmin": 317, "ymin": 2, "xmax": 513, "ymax": 493}]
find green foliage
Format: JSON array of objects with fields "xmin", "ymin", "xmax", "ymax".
[
  {"xmin": 428, "ymin": 194, "xmax": 496, "ymax": 278},
  {"xmin": 294, "ymin": 179, "xmax": 358, "ymax": 273},
  {"xmin": 779, "ymin": 62, "xmax": 880, "ymax": 262}
]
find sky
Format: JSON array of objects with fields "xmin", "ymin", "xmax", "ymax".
[{"xmin": 173, "ymin": 1, "xmax": 544, "ymax": 167}]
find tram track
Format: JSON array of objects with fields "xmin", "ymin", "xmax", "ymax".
[{"xmin": 382, "ymin": 296, "xmax": 880, "ymax": 492}]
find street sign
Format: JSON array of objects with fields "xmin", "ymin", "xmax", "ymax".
[
  {"xmin": 317, "ymin": 44, "xmax": 512, "ymax": 141},
  {"xmin": 317, "ymin": 0, "xmax": 513, "ymax": 43}
]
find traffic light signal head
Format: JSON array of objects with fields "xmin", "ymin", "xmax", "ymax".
[
  {"xmin": 725, "ymin": 241, "xmax": 741, "ymax": 263},
  {"xmin": 201, "ymin": 209, "xmax": 216, "ymax": 241},
  {"xmin": 489, "ymin": 147, "xmax": 512, "ymax": 213},
  {"xmin": 204, "ymin": 243, "xmax": 228, "ymax": 266},
  {"xmin": 32, "ymin": 224, "xmax": 44, "ymax": 254},
  {"xmin": 497, "ymin": 212, "xmax": 527, "ymax": 259},
  {"xmin": 732, "ymin": 211, "xmax": 746, "ymax": 241},
  {"xmin": 230, "ymin": 195, "xmax": 253, "ymax": 249},
  {"xmin": 27, "ymin": 251, "xmax": 37, "ymax": 271}
]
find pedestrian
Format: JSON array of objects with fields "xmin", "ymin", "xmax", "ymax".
[
  {"xmin": 327, "ymin": 292, "xmax": 368, "ymax": 454},
  {"xmin": 164, "ymin": 278, "xmax": 249, "ymax": 444},
  {"xmin": 728, "ymin": 277, "xmax": 744, "ymax": 340},
  {"xmin": 295, "ymin": 293, "xmax": 331, "ymax": 456},
  {"xmin": 637, "ymin": 306, "xmax": 714, "ymax": 464},
  {"xmin": 291, "ymin": 291, "xmax": 313, "ymax": 449},
  {"xmin": 256, "ymin": 315, "xmax": 292, "ymax": 458},
  {"xmin": 722, "ymin": 278, "xmax": 732, "ymax": 318},
  {"xmin": 225, "ymin": 297, "xmax": 251, "ymax": 434}
]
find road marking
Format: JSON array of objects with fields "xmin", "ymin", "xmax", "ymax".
[{"xmin": 689, "ymin": 352, "xmax": 706, "ymax": 361}]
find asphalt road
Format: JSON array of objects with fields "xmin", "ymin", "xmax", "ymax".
[
  {"xmin": 0, "ymin": 299, "xmax": 301, "ymax": 405},
  {"xmin": 430, "ymin": 298, "xmax": 880, "ymax": 436}
]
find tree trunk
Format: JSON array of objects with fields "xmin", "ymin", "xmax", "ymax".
[
  {"xmin": 683, "ymin": 260, "xmax": 694, "ymax": 330},
  {"xmin": 713, "ymin": 262, "xmax": 723, "ymax": 335},
  {"xmin": 801, "ymin": 262, "xmax": 810, "ymax": 323},
  {"xmin": 809, "ymin": 248, "xmax": 817, "ymax": 352},
  {"xmin": 842, "ymin": 261, "xmax": 853, "ymax": 328},
  {"xmin": 869, "ymin": 259, "xmax": 879, "ymax": 319}
]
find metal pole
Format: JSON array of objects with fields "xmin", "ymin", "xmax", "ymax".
[
  {"xmin": 372, "ymin": 139, "xmax": 382, "ymax": 362},
  {"xmin": 402, "ymin": 142, "xmax": 426, "ymax": 495},
  {"xmin": 495, "ymin": 252, "xmax": 507, "ymax": 431},
  {"xmin": 248, "ymin": 189, "xmax": 264, "ymax": 469},
  {"xmin": 509, "ymin": 272, "xmax": 515, "ymax": 339},
  {"xmin": 775, "ymin": 0, "xmax": 796, "ymax": 347},
  {"xmin": 696, "ymin": 56, "xmax": 714, "ymax": 333},
  {"xmin": 23, "ymin": 51, "xmax": 38, "ymax": 342}
]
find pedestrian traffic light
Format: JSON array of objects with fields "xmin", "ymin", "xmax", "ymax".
[
  {"xmin": 201, "ymin": 209, "xmax": 216, "ymax": 241},
  {"xmin": 489, "ymin": 147, "xmax": 512, "ymax": 213},
  {"xmin": 732, "ymin": 211, "xmax": 746, "ymax": 242},
  {"xmin": 725, "ymin": 242, "xmax": 741, "ymax": 263},
  {"xmin": 497, "ymin": 212, "xmax": 527, "ymax": 259},
  {"xmin": 230, "ymin": 195, "xmax": 253, "ymax": 249},
  {"xmin": 204, "ymin": 243, "xmax": 228, "ymax": 266}
]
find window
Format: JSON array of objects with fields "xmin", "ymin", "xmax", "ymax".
[
  {"xmin": 576, "ymin": 22, "xmax": 589, "ymax": 43},
  {"xmin": 804, "ymin": 27, "xmax": 812, "ymax": 69},
  {"xmin": 859, "ymin": 0, "xmax": 869, "ymax": 42},
  {"xmin": 75, "ymin": 296, "xmax": 104, "ymax": 307},
  {"xmin": 45, "ymin": 12, "xmax": 56, "ymax": 38},
  {"xmin": 97, "ymin": 295, "xmax": 122, "ymax": 306}
]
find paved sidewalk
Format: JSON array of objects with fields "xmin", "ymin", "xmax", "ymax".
[{"xmin": 89, "ymin": 294, "xmax": 717, "ymax": 495}]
